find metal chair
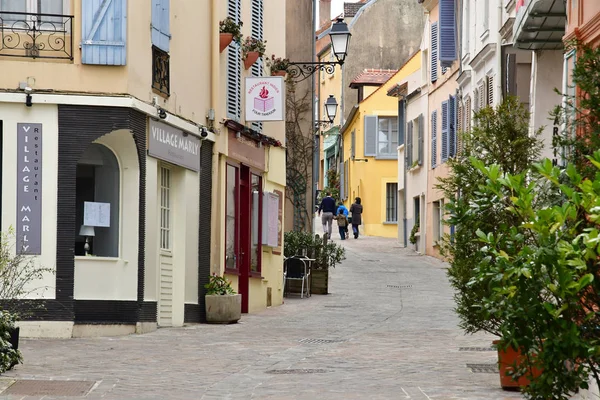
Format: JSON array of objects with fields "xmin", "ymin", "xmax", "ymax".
[{"xmin": 283, "ymin": 256, "xmax": 310, "ymax": 298}]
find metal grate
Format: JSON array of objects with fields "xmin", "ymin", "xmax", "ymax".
[
  {"xmin": 459, "ymin": 347, "xmax": 495, "ymax": 352},
  {"xmin": 467, "ymin": 363, "xmax": 498, "ymax": 374},
  {"xmin": 299, "ymin": 338, "xmax": 348, "ymax": 344},
  {"xmin": 266, "ymin": 369, "xmax": 328, "ymax": 374},
  {"xmin": 387, "ymin": 284, "xmax": 413, "ymax": 289},
  {"xmin": 2, "ymin": 380, "xmax": 95, "ymax": 396},
  {"xmin": 324, "ymin": 305, "xmax": 352, "ymax": 308}
]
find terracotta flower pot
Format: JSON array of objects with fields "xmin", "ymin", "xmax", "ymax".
[
  {"xmin": 494, "ymin": 340, "xmax": 542, "ymax": 390},
  {"xmin": 271, "ymin": 70, "xmax": 287, "ymax": 77},
  {"xmin": 244, "ymin": 51, "xmax": 260, "ymax": 69},
  {"xmin": 219, "ymin": 33, "xmax": 233, "ymax": 53}
]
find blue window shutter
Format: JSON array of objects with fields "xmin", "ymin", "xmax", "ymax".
[
  {"xmin": 251, "ymin": 0, "xmax": 264, "ymax": 132},
  {"xmin": 364, "ymin": 115, "xmax": 377, "ymax": 156},
  {"xmin": 441, "ymin": 101, "xmax": 448, "ymax": 162},
  {"xmin": 82, "ymin": 0, "xmax": 127, "ymax": 65},
  {"xmin": 431, "ymin": 111, "xmax": 437, "ymax": 168},
  {"xmin": 418, "ymin": 114, "xmax": 424, "ymax": 166},
  {"xmin": 449, "ymin": 95, "xmax": 456, "ymax": 157},
  {"xmin": 439, "ymin": 0, "xmax": 457, "ymax": 67},
  {"xmin": 226, "ymin": 0, "xmax": 242, "ymax": 120},
  {"xmin": 152, "ymin": 0, "xmax": 170, "ymax": 52},
  {"xmin": 431, "ymin": 22, "xmax": 438, "ymax": 83}
]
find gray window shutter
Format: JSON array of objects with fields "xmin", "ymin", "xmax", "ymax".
[
  {"xmin": 406, "ymin": 120, "xmax": 413, "ymax": 167},
  {"xmin": 226, "ymin": 0, "xmax": 242, "ymax": 121},
  {"xmin": 364, "ymin": 116, "xmax": 377, "ymax": 156},
  {"xmin": 431, "ymin": 22, "xmax": 438, "ymax": 83},
  {"xmin": 449, "ymin": 95, "xmax": 456, "ymax": 158},
  {"xmin": 418, "ymin": 114, "xmax": 424, "ymax": 165},
  {"xmin": 351, "ymin": 130, "xmax": 356, "ymax": 158},
  {"xmin": 441, "ymin": 101, "xmax": 448, "ymax": 162},
  {"xmin": 251, "ymin": 0, "xmax": 264, "ymax": 132},
  {"xmin": 431, "ymin": 110, "xmax": 437, "ymax": 168},
  {"xmin": 439, "ymin": 0, "xmax": 457, "ymax": 67},
  {"xmin": 398, "ymin": 100, "xmax": 406, "ymax": 145},
  {"xmin": 340, "ymin": 161, "xmax": 345, "ymax": 200}
]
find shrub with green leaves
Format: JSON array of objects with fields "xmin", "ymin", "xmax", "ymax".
[
  {"xmin": 204, "ymin": 274, "xmax": 235, "ymax": 295},
  {"xmin": 283, "ymin": 231, "xmax": 345, "ymax": 270},
  {"xmin": 0, "ymin": 310, "xmax": 21, "ymax": 372}
]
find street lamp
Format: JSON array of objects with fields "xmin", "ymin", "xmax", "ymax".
[
  {"xmin": 288, "ymin": 18, "xmax": 352, "ymax": 82},
  {"xmin": 315, "ymin": 95, "xmax": 339, "ymax": 129}
]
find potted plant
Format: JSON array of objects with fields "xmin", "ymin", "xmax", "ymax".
[
  {"xmin": 204, "ymin": 273, "xmax": 241, "ymax": 324},
  {"xmin": 241, "ymin": 36, "xmax": 266, "ymax": 69},
  {"xmin": 219, "ymin": 17, "xmax": 243, "ymax": 53},
  {"xmin": 266, "ymin": 54, "xmax": 290, "ymax": 76}
]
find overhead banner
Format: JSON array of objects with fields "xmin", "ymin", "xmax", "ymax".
[
  {"xmin": 245, "ymin": 76, "xmax": 285, "ymax": 121},
  {"xmin": 17, "ymin": 123, "xmax": 43, "ymax": 255}
]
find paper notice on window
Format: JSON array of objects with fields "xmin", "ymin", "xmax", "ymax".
[{"xmin": 84, "ymin": 202, "xmax": 111, "ymax": 227}]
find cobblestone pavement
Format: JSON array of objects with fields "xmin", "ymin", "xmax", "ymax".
[{"xmin": 0, "ymin": 233, "xmax": 524, "ymax": 400}]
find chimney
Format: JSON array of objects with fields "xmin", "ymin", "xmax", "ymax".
[{"xmin": 319, "ymin": 0, "xmax": 332, "ymax": 28}]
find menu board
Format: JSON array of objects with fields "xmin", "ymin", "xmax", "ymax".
[
  {"xmin": 84, "ymin": 201, "xmax": 111, "ymax": 227},
  {"xmin": 262, "ymin": 192, "xmax": 280, "ymax": 247}
]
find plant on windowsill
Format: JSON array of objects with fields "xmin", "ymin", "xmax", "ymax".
[
  {"xmin": 410, "ymin": 160, "xmax": 419, "ymax": 170},
  {"xmin": 241, "ymin": 36, "xmax": 266, "ymax": 70},
  {"xmin": 266, "ymin": 54, "xmax": 290, "ymax": 76},
  {"xmin": 219, "ymin": 17, "xmax": 243, "ymax": 53},
  {"xmin": 204, "ymin": 273, "xmax": 241, "ymax": 324},
  {"xmin": 409, "ymin": 222, "xmax": 419, "ymax": 245}
]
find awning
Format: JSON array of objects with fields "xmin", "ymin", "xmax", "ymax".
[{"xmin": 513, "ymin": 0, "xmax": 566, "ymax": 50}]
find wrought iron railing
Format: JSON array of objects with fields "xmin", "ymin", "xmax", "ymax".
[
  {"xmin": 152, "ymin": 46, "xmax": 170, "ymax": 96},
  {"xmin": 0, "ymin": 12, "xmax": 73, "ymax": 60}
]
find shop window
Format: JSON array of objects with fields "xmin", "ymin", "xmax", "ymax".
[
  {"xmin": 250, "ymin": 173, "xmax": 262, "ymax": 274},
  {"xmin": 160, "ymin": 166, "xmax": 172, "ymax": 251},
  {"xmin": 75, "ymin": 144, "xmax": 120, "ymax": 257},
  {"xmin": 225, "ymin": 164, "xmax": 238, "ymax": 271}
]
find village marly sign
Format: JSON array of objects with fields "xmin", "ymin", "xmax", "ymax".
[{"xmin": 149, "ymin": 120, "xmax": 201, "ymax": 172}]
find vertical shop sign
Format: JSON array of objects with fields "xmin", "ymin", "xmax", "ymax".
[{"xmin": 16, "ymin": 123, "xmax": 42, "ymax": 254}]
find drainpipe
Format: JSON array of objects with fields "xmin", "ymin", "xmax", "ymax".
[
  {"xmin": 210, "ymin": 0, "xmax": 219, "ymax": 275},
  {"xmin": 496, "ymin": 0, "xmax": 503, "ymax": 104},
  {"xmin": 311, "ymin": 0, "xmax": 318, "ymax": 232},
  {"xmin": 211, "ymin": 0, "xmax": 219, "ymax": 128},
  {"xmin": 399, "ymin": 97, "xmax": 408, "ymax": 247}
]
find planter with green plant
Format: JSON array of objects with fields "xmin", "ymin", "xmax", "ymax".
[
  {"xmin": 241, "ymin": 36, "xmax": 266, "ymax": 69},
  {"xmin": 204, "ymin": 273, "xmax": 241, "ymax": 324},
  {"xmin": 409, "ymin": 222, "xmax": 419, "ymax": 246},
  {"xmin": 266, "ymin": 54, "xmax": 289, "ymax": 76},
  {"xmin": 219, "ymin": 17, "xmax": 243, "ymax": 53}
]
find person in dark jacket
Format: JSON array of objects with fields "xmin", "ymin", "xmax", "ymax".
[
  {"xmin": 349, "ymin": 197, "xmax": 363, "ymax": 239},
  {"xmin": 318, "ymin": 192, "xmax": 336, "ymax": 238}
]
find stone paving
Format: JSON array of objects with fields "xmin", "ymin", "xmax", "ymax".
[{"xmin": 0, "ymin": 233, "xmax": 525, "ymax": 400}]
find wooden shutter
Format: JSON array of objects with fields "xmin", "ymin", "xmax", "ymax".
[
  {"xmin": 465, "ymin": 96, "xmax": 472, "ymax": 134},
  {"xmin": 449, "ymin": 95, "xmax": 456, "ymax": 158},
  {"xmin": 82, "ymin": 0, "xmax": 127, "ymax": 65},
  {"xmin": 406, "ymin": 120, "xmax": 413, "ymax": 167},
  {"xmin": 430, "ymin": 22, "xmax": 439, "ymax": 83},
  {"xmin": 487, "ymin": 75, "xmax": 494, "ymax": 106},
  {"xmin": 439, "ymin": 0, "xmax": 457, "ymax": 67},
  {"xmin": 457, "ymin": 101, "xmax": 463, "ymax": 156},
  {"xmin": 431, "ymin": 110, "xmax": 437, "ymax": 168},
  {"xmin": 418, "ymin": 114, "xmax": 424, "ymax": 166},
  {"xmin": 441, "ymin": 101, "xmax": 448, "ymax": 162},
  {"xmin": 364, "ymin": 116, "xmax": 377, "ymax": 156},
  {"xmin": 251, "ymin": 0, "xmax": 264, "ymax": 132},
  {"xmin": 152, "ymin": 0, "xmax": 171, "ymax": 52},
  {"xmin": 351, "ymin": 130, "xmax": 356, "ymax": 158},
  {"xmin": 478, "ymin": 82, "xmax": 486, "ymax": 110},
  {"xmin": 226, "ymin": 0, "xmax": 242, "ymax": 120}
]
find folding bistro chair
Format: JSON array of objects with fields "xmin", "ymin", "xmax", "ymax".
[{"xmin": 283, "ymin": 256, "xmax": 310, "ymax": 298}]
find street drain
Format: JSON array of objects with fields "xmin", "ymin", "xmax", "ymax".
[
  {"xmin": 324, "ymin": 305, "xmax": 352, "ymax": 308},
  {"xmin": 467, "ymin": 363, "xmax": 498, "ymax": 373},
  {"xmin": 387, "ymin": 284, "xmax": 413, "ymax": 289},
  {"xmin": 2, "ymin": 380, "xmax": 96, "ymax": 396},
  {"xmin": 362, "ymin": 259, "xmax": 380, "ymax": 262},
  {"xmin": 299, "ymin": 338, "xmax": 348, "ymax": 344},
  {"xmin": 266, "ymin": 369, "xmax": 328, "ymax": 374},
  {"xmin": 459, "ymin": 347, "xmax": 495, "ymax": 352}
]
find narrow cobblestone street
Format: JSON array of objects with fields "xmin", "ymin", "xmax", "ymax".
[{"xmin": 0, "ymin": 235, "xmax": 522, "ymax": 400}]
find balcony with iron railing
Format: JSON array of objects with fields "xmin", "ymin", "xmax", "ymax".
[{"xmin": 0, "ymin": 11, "xmax": 73, "ymax": 60}]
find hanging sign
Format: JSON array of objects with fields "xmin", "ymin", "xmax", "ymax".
[
  {"xmin": 16, "ymin": 123, "xmax": 43, "ymax": 255},
  {"xmin": 245, "ymin": 76, "xmax": 285, "ymax": 121}
]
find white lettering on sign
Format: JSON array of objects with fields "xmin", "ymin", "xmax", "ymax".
[{"xmin": 148, "ymin": 120, "xmax": 201, "ymax": 172}]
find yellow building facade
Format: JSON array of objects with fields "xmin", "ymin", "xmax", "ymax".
[{"xmin": 340, "ymin": 53, "xmax": 421, "ymax": 238}]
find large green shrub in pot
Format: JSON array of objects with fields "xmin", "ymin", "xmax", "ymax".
[{"xmin": 283, "ymin": 231, "xmax": 345, "ymax": 269}]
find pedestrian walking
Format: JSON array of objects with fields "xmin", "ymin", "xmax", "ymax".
[
  {"xmin": 337, "ymin": 202, "xmax": 349, "ymax": 236},
  {"xmin": 334, "ymin": 209, "xmax": 348, "ymax": 240},
  {"xmin": 318, "ymin": 191, "xmax": 336, "ymax": 238},
  {"xmin": 349, "ymin": 197, "xmax": 363, "ymax": 239}
]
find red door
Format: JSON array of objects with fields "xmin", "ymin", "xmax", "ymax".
[{"xmin": 238, "ymin": 166, "xmax": 251, "ymax": 313}]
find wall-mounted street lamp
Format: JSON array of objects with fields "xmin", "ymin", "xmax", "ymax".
[
  {"xmin": 315, "ymin": 95, "xmax": 338, "ymax": 129},
  {"xmin": 353, "ymin": 158, "xmax": 369, "ymax": 162},
  {"xmin": 288, "ymin": 18, "xmax": 351, "ymax": 83}
]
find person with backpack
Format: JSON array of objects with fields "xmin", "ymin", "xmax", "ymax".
[
  {"xmin": 337, "ymin": 202, "xmax": 349, "ymax": 236},
  {"xmin": 334, "ymin": 208, "xmax": 348, "ymax": 240}
]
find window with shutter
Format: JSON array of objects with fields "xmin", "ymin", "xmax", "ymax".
[
  {"xmin": 487, "ymin": 75, "xmax": 494, "ymax": 106},
  {"xmin": 457, "ymin": 101, "xmax": 463, "ymax": 156},
  {"xmin": 478, "ymin": 82, "xmax": 486, "ymax": 110},
  {"xmin": 474, "ymin": 89, "xmax": 479, "ymax": 112},
  {"xmin": 226, "ymin": 0, "xmax": 242, "ymax": 120},
  {"xmin": 431, "ymin": 110, "xmax": 437, "ymax": 168},
  {"xmin": 398, "ymin": 100, "xmax": 406, "ymax": 145},
  {"xmin": 152, "ymin": 0, "xmax": 171, "ymax": 52},
  {"xmin": 418, "ymin": 114, "xmax": 424, "ymax": 166},
  {"xmin": 251, "ymin": 0, "xmax": 264, "ymax": 132},
  {"xmin": 406, "ymin": 121, "xmax": 413, "ymax": 167},
  {"xmin": 448, "ymin": 95, "xmax": 456, "ymax": 158},
  {"xmin": 81, "ymin": 0, "xmax": 127, "ymax": 65},
  {"xmin": 364, "ymin": 116, "xmax": 377, "ymax": 156},
  {"xmin": 439, "ymin": 0, "xmax": 457, "ymax": 67},
  {"xmin": 441, "ymin": 101, "xmax": 448, "ymax": 162},
  {"xmin": 430, "ymin": 22, "xmax": 438, "ymax": 83},
  {"xmin": 465, "ymin": 96, "xmax": 472, "ymax": 135},
  {"xmin": 351, "ymin": 130, "xmax": 356, "ymax": 158}
]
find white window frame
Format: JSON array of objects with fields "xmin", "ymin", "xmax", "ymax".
[
  {"xmin": 377, "ymin": 116, "xmax": 399, "ymax": 158},
  {"xmin": 160, "ymin": 165, "xmax": 172, "ymax": 252}
]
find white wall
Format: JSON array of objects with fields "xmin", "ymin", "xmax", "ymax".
[
  {"xmin": 74, "ymin": 129, "xmax": 139, "ymax": 300},
  {"xmin": 1, "ymin": 103, "xmax": 58, "ymax": 298}
]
